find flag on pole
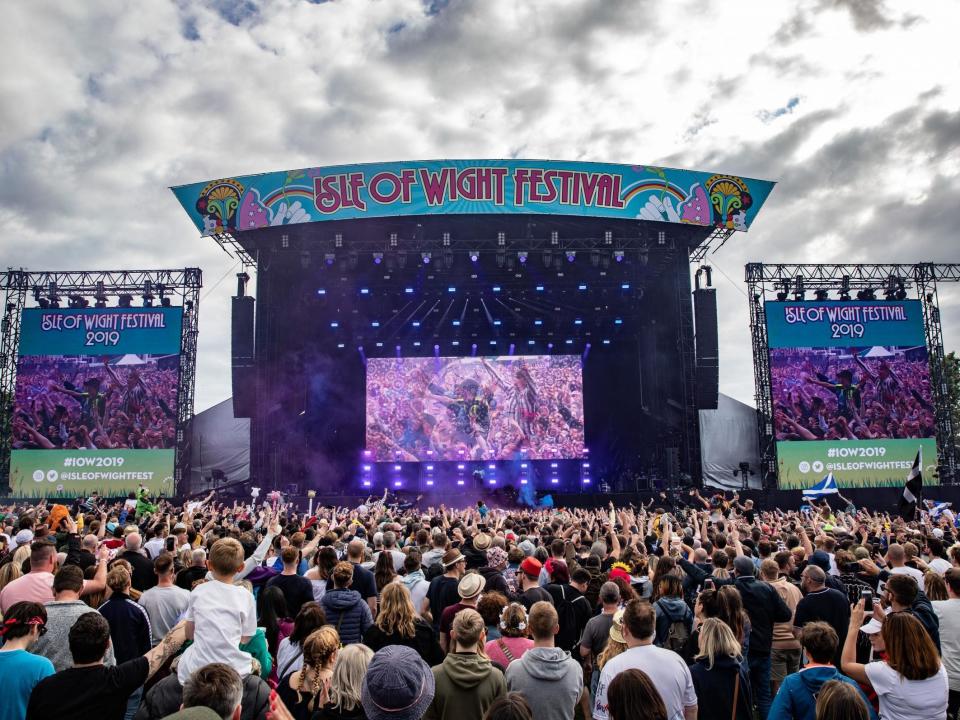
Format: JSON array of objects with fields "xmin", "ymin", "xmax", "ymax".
[
  {"xmin": 898, "ymin": 447, "xmax": 923, "ymax": 519},
  {"xmin": 802, "ymin": 472, "xmax": 839, "ymax": 500}
]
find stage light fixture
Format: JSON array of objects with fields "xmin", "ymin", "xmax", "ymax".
[
  {"xmin": 602, "ymin": 339, "xmax": 610, "ymax": 345},
  {"xmin": 371, "ymin": 320, "xmax": 379, "ymax": 326},
  {"xmin": 614, "ymin": 251, "xmax": 624, "ymax": 263},
  {"xmin": 542, "ymin": 250, "xmax": 552, "ymax": 267},
  {"xmin": 421, "ymin": 252, "xmax": 431, "ymax": 265},
  {"xmin": 405, "ymin": 288, "xmax": 414, "ymax": 294},
  {"xmin": 793, "ymin": 276, "xmax": 805, "ymax": 301},
  {"xmin": 604, "ymin": 230, "xmax": 613, "ymax": 245},
  {"xmin": 528, "ymin": 340, "xmax": 535, "ymax": 345},
  {"xmin": 443, "ymin": 250, "xmax": 453, "ymax": 269},
  {"xmin": 518, "ymin": 251, "xmax": 528, "ymax": 264},
  {"xmin": 337, "ymin": 342, "xmax": 345, "ymax": 348},
  {"xmin": 397, "ymin": 251, "xmax": 407, "ymax": 268},
  {"xmin": 895, "ymin": 281, "xmax": 907, "ymax": 300},
  {"xmin": 776, "ymin": 291, "xmax": 789, "ymax": 301},
  {"xmin": 317, "ymin": 289, "xmax": 326, "ymax": 295},
  {"xmin": 551, "ymin": 231, "xmax": 559, "ymax": 245},
  {"xmin": 448, "ymin": 287, "xmax": 456, "ymax": 293},
  {"xmin": 657, "ymin": 230, "xmax": 666, "ymax": 245},
  {"xmin": 389, "ymin": 232, "xmax": 397, "ymax": 247},
  {"xmin": 590, "ymin": 250, "xmax": 600, "ymax": 267},
  {"xmin": 375, "ymin": 342, "xmax": 383, "ymax": 347},
  {"xmin": 469, "ymin": 250, "xmax": 479, "ymax": 262},
  {"xmin": 497, "ymin": 231, "xmax": 506, "ymax": 246},
  {"xmin": 814, "ymin": 289, "xmax": 829, "ymax": 300},
  {"xmin": 857, "ymin": 288, "xmax": 876, "ymax": 301},
  {"xmin": 566, "ymin": 250, "xmax": 576, "ymax": 263},
  {"xmin": 496, "ymin": 249, "xmax": 506, "ymax": 268},
  {"xmin": 118, "ymin": 294, "xmax": 133, "ymax": 308},
  {"xmin": 839, "ymin": 275, "xmax": 851, "ymax": 300},
  {"xmin": 324, "ymin": 253, "xmax": 336, "ymax": 265},
  {"xmin": 373, "ymin": 253, "xmax": 383, "ymax": 265},
  {"xmin": 621, "ymin": 283, "xmax": 630, "ymax": 290},
  {"xmin": 442, "ymin": 232, "xmax": 451, "ymax": 246},
  {"xmin": 492, "ymin": 286, "xmax": 501, "ymax": 292},
  {"xmin": 335, "ymin": 233, "xmax": 343, "ymax": 248},
  {"xmin": 281, "ymin": 234, "xmax": 290, "ymax": 249}
]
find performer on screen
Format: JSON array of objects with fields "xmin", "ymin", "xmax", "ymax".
[
  {"xmin": 423, "ymin": 377, "xmax": 492, "ymax": 459},
  {"xmin": 480, "ymin": 358, "xmax": 539, "ymax": 440}
]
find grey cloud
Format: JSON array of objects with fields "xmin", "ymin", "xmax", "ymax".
[{"xmin": 818, "ymin": 0, "xmax": 894, "ymax": 32}]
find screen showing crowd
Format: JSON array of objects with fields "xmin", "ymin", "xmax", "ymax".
[
  {"xmin": 365, "ymin": 354, "xmax": 584, "ymax": 461},
  {"xmin": 770, "ymin": 346, "xmax": 935, "ymax": 442},
  {"xmin": 8, "ymin": 306, "xmax": 183, "ymax": 498}
]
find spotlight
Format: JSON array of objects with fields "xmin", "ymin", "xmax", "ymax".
[
  {"xmin": 421, "ymin": 252, "xmax": 431, "ymax": 265},
  {"xmin": 776, "ymin": 291, "xmax": 789, "ymax": 302},
  {"xmin": 118, "ymin": 294, "xmax": 133, "ymax": 308},
  {"xmin": 518, "ymin": 251, "xmax": 528, "ymax": 264},
  {"xmin": 614, "ymin": 250, "xmax": 624, "ymax": 263},
  {"xmin": 469, "ymin": 250, "xmax": 479, "ymax": 262},
  {"xmin": 389, "ymin": 232, "xmax": 398, "ymax": 247},
  {"xmin": 373, "ymin": 253, "xmax": 383, "ymax": 265},
  {"xmin": 566, "ymin": 250, "xmax": 576, "ymax": 263},
  {"xmin": 793, "ymin": 276, "xmax": 805, "ymax": 301},
  {"xmin": 324, "ymin": 253, "xmax": 336, "ymax": 265},
  {"xmin": 857, "ymin": 288, "xmax": 876, "ymax": 301},
  {"xmin": 604, "ymin": 230, "xmax": 613, "ymax": 245},
  {"xmin": 839, "ymin": 275, "xmax": 851, "ymax": 301},
  {"xmin": 814, "ymin": 289, "xmax": 829, "ymax": 301},
  {"xmin": 442, "ymin": 232, "xmax": 451, "ymax": 246},
  {"xmin": 335, "ymin": 233, "xmax": 343, "ymax": 248},
  {"xmin": 550, "ymin": 231, "xmax": 559, "ymax": 245},
  {"xmin": 497, "ymin": 231, "xmax": 506, "ymax": 246}
]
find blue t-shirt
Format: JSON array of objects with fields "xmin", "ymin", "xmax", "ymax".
[{"xmin": 0, "ymin": 648, "xmax": 55, "ymax": 720}]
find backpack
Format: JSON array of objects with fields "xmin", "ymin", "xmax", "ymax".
[
  {"xmin": 655, "ymin": 599, "xmax": 691, "ymax": 653},
  {"xmin": 553, "ymin": 585, "xmax": 589, "ymax": 652}
]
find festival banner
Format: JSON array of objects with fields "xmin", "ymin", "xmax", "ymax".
[
  {"xmin": 765, "ymin": 300, "xmax": 937, "ymax": 489},
  {"xmin": 9, "ymin": 307, "xmax": 183, "ymax": 497},
  {"xmin": 171, "ymin": 159, "xmax": 775, "ymax": 235}
]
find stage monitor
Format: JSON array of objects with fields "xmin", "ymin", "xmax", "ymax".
[
  {"xmin": 365, "ymin": 354, "xmax": 584, "ymax": 462},
  {"xmin": 9, "ymin": 306, "xmax": 183, "ymax": 498},
  {"xmin": 765, "ymin": 299, "xmax": 937, "ymax": 489}
]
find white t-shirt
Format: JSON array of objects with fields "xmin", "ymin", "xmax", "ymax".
[
  {"xmin": 928, "ymin": 557, "xmax": 952, "ymax": 575},
  {"xmin": 888, "ymin": 565, "xmax": 925, "ymax": 592},
  {"xmin": 864, "ymin": 661, "xmax": 948, "ymax": 720},
  {"xmin": 594, "ymin": 645, "xmax": 696, "ymax": 720},
  {"xmin": 177, "ymin": 579, "xmax": 257, "ymax": 684},
  {"xmin": 933, "ymin": 599, "xmax": 960, "ymax": 692}
]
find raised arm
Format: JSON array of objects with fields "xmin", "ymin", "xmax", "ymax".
[{"xmin": 841, "ymin": 600, "xmax": 869, "ymax": 684}]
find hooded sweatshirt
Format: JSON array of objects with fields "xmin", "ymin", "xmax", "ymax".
[
  {"xmin": 399, "ymin": 570, "xmax": 430, "ymax": 614},
  {"xmin": 425, "ymin": 652, "xmax": 506, "ymax": 720},
  {"xmin": 768, "ymin": 665, "xmax": 877, "ymax": 720},
  {"xmin": 505, "ymin": 647, "xmax": 582, "ymax": 720},
  {"xmin": 320, "ymin": 588, "xmax": 373, "ymax": 646}
]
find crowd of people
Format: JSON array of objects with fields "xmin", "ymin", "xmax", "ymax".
[
  {"xmin": 769, "ymin": 348, "xmax": 935, "ymax": 442},
  {"xmin": 0, "ymin": 487, "xmax": 958, "ymax": 720},
  {"xmin": 365, "ymin": 356, "xmax": 585, "ymax": 462},
  {"xmin": 12, "ymin": 356, "xmax": 180, "ymax": 451}
]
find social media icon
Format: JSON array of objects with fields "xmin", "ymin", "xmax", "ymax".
[
  {"xmin": 32, "ymin": 470, "xmax": 44, "ymax": 482},
  {"xmin": 798, "ymin": 461, "xmax": 811, "ymax": 474},
  {"xmin": 812, "ymin": 461, "xmax": 824, "ymax": 473},
  {"xmin": 46, "ymin": 470, "xmax": 58, "ymax": 482}
]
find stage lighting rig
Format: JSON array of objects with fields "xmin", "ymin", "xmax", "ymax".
[
  {"xmin": 118, "ymin": 294, "xmax": 133, "ymax": 308},
  {"xmin": 95, "ymin": 281, "xmax": 108, "ymax": 308},
  {"xmin": 517, "ymin": 251, "xmax": 528, "ymax": 264},
  {"xmin": 604, "ymin": 230, "xmax": 613, "ymax": 245},
  {"xmin": 373, "ymin": 252, "xmax": 383, "ymax": 265},
  {"xmin": 814, "ymin": 289, "xmax": 829, "ymax": 300},
  {"xmin": 793, "ymin": 276, "xmax": 805, "ymax": 301},
  {"xmin": 67, "ymin": 295, "xmax": 89, "ymax": 309},
  {"xmin": 421, "ymin": 252, "xmax": 432, "ymax": 265},
  {"xmin": 856, "ymin": 288, "xmax": 876, "ymax": 301},
  {"xmin": 839, "ymin": 275, "xmax": 851, "ymax": 300},
  {"xmin": 469, "ymin": 249, "xmax": 480, "ymax": 262}
]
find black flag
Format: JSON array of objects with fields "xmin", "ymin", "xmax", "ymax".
[{"xmin": 898, "ymin": 447, "xmax": 923, "ymax": 520}]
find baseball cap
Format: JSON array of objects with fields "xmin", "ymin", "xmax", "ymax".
[
  {"xmin": 362, "ymin": 646, "xmax": 435, "ymax": 720},
  {"xmin": 859, "ymin": 618, "xmax": 884, "ymax": 635},
  {"xmin": 14, "ymin": 529, "xmax": 34, "ymax": 548},
  {"xmin": 458, "ymin": 572, "xmax": 486, "ymax": 599}
]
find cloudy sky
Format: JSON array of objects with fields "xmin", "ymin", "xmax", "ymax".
[{"xmin": 2, "ymin": 0, "xmax": 958, "ymax": 414}]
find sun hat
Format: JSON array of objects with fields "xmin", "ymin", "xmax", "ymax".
[
  {"xmin": 458, "ymin": 572, "xmax": 486, "ymax": 599},
  {"xmin": 609, "ymin": 609, "xmax": 625, "ymax": 644},
  {"xmin": 361, "ymin": 646, "xmax": 435, "ymax": 720},
  {"xmin": 14, "ymin": 529, "xmax": 34, "ymax": 548},
  {"xmin": 473, "ymin": 533, "xmax": 492, "ymax": 550},
  {"xmin": 859, "ymin": 617, "xmax": 884, "ymax": 635},
  {"xmin": 519, "ymin": 556, "xmax": 542, "ymax": 578},
  {"xmin": 441, "ymin": 549, "xmax": 465, "ymax": 568},
  {"xmin": 486, "ymin": 546, "xmax": 508, "ymax": 570}
]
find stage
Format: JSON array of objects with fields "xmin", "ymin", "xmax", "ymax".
[{"xmin": 171, "ymin": 160, "xmax": 775, "ymax": 496}]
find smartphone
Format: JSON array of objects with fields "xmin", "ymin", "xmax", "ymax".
[{"xmin": 861, "ymin": 589, "xmax": 874, "ymax": 613}]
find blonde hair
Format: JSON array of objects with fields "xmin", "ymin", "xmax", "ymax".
[
  {"xmin": 209, "ymin": 538, "xmax": 245, "ymax": 576},
  {"xmin": 451, "ymin": 608, "xmax": 486, "ymax": 652},
  {"xmin": 598, "ymin": 638, "xmax": 626, "ymax": 669},
  {"xmin": 695, "ymin": 617, "xmax": 741, "ymax": 669},
  {"xmin": 327, "ymin": 644, "xmax": 374, "ymax": 712},
  {"xmin": 376, "ymin": 583, "xmax": 416, "ymax": 638},
  {"xmin": 11, "ymin": 544, "xmax": 30, "ymax": 569},
  {"xmin": 296, "ymin": 627, "xmax": 340, "ymax": 711},
  {"xmin": 106, "ymin": 566, "xmax": 131, "ymax": 593},
  {"xmin": 0, "ymin": 561, "xmax": 23, "ymax": 592}
]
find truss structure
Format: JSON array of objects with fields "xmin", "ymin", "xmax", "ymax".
[
  {"xmin": 0, "ymin": 268, "xmax": 202, "ymax": 492},
  {"xmin": 746, "ymin": 262, "xmax": 958, "ymax": 487}
]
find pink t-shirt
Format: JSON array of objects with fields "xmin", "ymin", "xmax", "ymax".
[
  {"xmin": 0, "ymin": 571, "xmax": 54, "ymax": 612},
  {"xmin": 485, "ymin": 636, "xmax": 533, "ymax": 667}
]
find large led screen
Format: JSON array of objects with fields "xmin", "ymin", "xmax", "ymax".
[
  {"xmin": 365, "ymin": 355, "xmax": 584, "ymax": 461},
  {"xmin": 766, "ymin": 300, "xmax": 937, "ymax": 489},
  {"xmin": 9, "ymin": 307, "xmax": 183, "ymax": 497}
]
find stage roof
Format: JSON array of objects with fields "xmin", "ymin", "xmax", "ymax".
[{"xmin": 171, "ymin": 159, "xmax": 775, "ymax": 237}]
